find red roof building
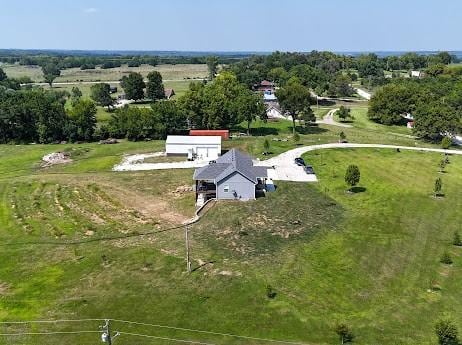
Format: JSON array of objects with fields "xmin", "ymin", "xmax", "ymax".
[{"xmin": 190, "ymin": 129, "xmax": 229, "ymax": 140}]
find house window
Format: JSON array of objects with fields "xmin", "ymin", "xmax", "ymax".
[{"xmin": 223, "ymin": 185, "xmax": 230, "ymax": 193}]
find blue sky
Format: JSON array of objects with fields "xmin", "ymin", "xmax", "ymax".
[{"xmin": 1, "ymin": 0, "xmax": 461, "ymax": 52}]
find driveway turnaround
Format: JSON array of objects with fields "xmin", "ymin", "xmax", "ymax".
[
  {"xmin": 316, "ymin": 108, "xmax": 352, "ymax": 128},
  {"xmin": 113, "ymin": 144, "xmax": 462, "ymax": 182}
]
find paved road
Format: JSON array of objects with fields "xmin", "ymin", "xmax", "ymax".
[{"xmin": 316, "ymin": 108, "xmax": 352, "ymax": 128}]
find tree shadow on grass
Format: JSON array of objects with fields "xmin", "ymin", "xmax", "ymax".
[
  {"xmin": 292, "ymin": 125, "xmax": 329, "ymax": 135},
  {"xmin": 232, "ymin": 125, "xmax": 279, "ymax": 136},
  {"xmin": 350, "ymin": 186, "xmax": 367, "ymax": 194}
]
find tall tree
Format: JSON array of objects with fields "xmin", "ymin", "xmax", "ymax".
[
  {"xmin": 70, "ymin": 86, "xmax": 82, "ymax": 107},
  {"xmin": 68, "ymin": 99, "xmax": 97, "ymax": 141},
  {"xmin": 90, "ymin": 83, "xmax": 113, "ymax": 109},
  {"xmin": 41, "ymin": 63, "xmax": 61, "ymax": 87},
  {"xmin": 276, "ymin": 78, "xmax": 314, "ymax": 134},
  {"xmin": 120, "ymin": 72, "xmax": 145, "ymax": 100},
  {"xmin": 235, "ymin": 90, "xmax": 265, "ymax": 135},
  {"xmin": 146, "ymin": 71, "xmax": 165, "ymax": 101},
  {"xmin": 152, "ymin": 101, "xmax": 186, "ymax": 138},
  {"xmin": 206, "ymin": 56, "xmax": 219, "ymax": 81}
]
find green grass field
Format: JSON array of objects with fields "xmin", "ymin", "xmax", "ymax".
[{"xmin": 0, "ymin": 140, "xmax": 461, "ymax": 344}]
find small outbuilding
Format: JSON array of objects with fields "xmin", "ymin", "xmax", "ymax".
[
  {"xmin": 193, "ymin": 149, "xmax": 268, "ymax": 206},
  {"xmin": 164, "ymin": 88, "xmax": 175, "ymax": 99},
  {"xmin": 166, "ymin": 135, "xmax": 222, "ymax": 161}
]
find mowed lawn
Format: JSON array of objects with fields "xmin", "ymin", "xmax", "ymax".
[{"xmin": 0, "ymin": 142, "xmax": 461, "ymax": 344}]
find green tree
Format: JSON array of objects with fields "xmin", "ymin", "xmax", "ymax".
[
  {"xmin": 68, "ymin": 99, "xmax": 97, "ymax": 141},
  {"xmin": 206, "ymin": 56, "xmax": 219, "ymax": 81},
  {"xmin": 276, "ymin": 78, "xmax": 313, "ymax": 134},
  {"xmin": 121, "ymin": 72, "xmax": 145, "ymax": 101},
  {"xmin": 345, "ymin": 165, "xmax": 360, "ymax": 191},
  {"xmin": 70, "ymin": 87, "xmax": 82, "ymax": 107},
  {"xmin": 268, "ymin": 67, "xmax": 289, "ymax": 85},
  {"xmin": 151, "ymin": 101, "xmax": 186, "ymax": 138},
  {"xmin": 0, "ymin": 68, "xmax": 6, "ymax": 82},
  {"xmin": 146, "ymin": 71, "xmax": 165, "ymax": 101},
  {"xmin": 177, "ymin": 82, "xmax": 207, "ymax": 128},
  {"xmin": 441, "ymin": 136, "xmax": 452, "ymax": 149},
  {"xmin": 435, "ymin": 318, "xmax": 459, "ymax": 345},
  {"xmin": 300, "ymin": 107, "xmax": 316, "ymax": 127},
  {"xmin": 339, "ymin": 131, "xmax": 347, "ymax": 142},
  {"xmin": 453, "ymin": 231, "xmax": 462, "ymax": 246},
  {"xmin": 235, "ymin": 90, "xmax": 265, "ymax": 135},
  {"xmin": 90, "ymin": 83, "xmax": 113, "ymax": 109},
  {"xmin": 337, "ymin": 106, "xmax": 353, "ymax": 122},
  {"xmin": 263, "ymin": 138, "xmax": 270, "ymax": 154},
  {"xmin": 328, "ymin": 74, "xmax": 354, "ymax": 97},
  {"xmin": 42, "ymin": 63, "xmax": 61, "ymax": 87},
  {"xmin": 335, "ymin": 323, "xmax": 354, "ymax": 344},
  {"xmin": 434, "ymin": 177, "xmax": 443, "ymax": 197}
]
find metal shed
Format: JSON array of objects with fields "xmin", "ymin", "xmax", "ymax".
[{"xmin": 165, "ymin": 135, "xmax": 222, "ymax": 161}]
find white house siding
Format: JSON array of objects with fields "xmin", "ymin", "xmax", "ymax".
[{"xmin": 216, "ymin": 172, "xmax": 255, "ymax": 200}]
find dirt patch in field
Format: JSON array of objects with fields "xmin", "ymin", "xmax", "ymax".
[
  {"xmin": 41, "ymin": 152, "xmax": 72, "ymax": 167},
  {"xmin": 99, "ymin": 184, "xmax": 189, "ymax": 225},
  {"xmin": 0, "ymin": 282, "xmax": 11, "ymax": 295}
]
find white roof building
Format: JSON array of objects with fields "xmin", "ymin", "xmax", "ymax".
[{"xmin": 166, "ymin": 135, "xmax": 222, "ymax": 161}]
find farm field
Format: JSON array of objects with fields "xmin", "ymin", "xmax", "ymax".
[
  {"xmin": 1, "ymin": 63, "xmax": 208, "ymax": 83},
  {"xmin": 0, "ymin": 141, "xmax": 461, "ymax": 344}
]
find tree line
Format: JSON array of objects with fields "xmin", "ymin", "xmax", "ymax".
[
  {"xmin": 0, "ymin": 70, "xmax": 266, "ymax": 144},
  {"xmin": 368, "ymin": 72, "xmax": 462, "ymax": 141}
]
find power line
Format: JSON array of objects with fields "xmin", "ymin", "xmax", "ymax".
[
  {"xmin": 0, "ymin": 319, "xmax": 104, "ymax": 324},
  {"xmin": 112, "ymin": 319, "xmax": 309, "ymax": 345},
  {"xmin": 116, "ymin": 331, "xmax": 218, "ymax": 345},
  {"xmin": 0, "ymin": 330, "xmax": 100, "ymax": 336}
]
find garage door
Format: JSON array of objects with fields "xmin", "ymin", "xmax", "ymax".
[{"xmin": 196, "ymin": 147, "xmax": 218, "ymax": 160}]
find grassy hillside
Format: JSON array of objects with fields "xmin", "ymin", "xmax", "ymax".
[{"xmin": 0, "ymin": 142, "xmax": 460, "ymax": 344}]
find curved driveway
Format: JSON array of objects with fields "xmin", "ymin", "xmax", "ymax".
[{"xmin": 114, "ymin": 143, "xmax": 462, "ymax": 182}]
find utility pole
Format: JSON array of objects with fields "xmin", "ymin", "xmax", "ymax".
[
  {"xmin": 185, "ymin": 225, "xmax": 191, "ymax": 273},
  {"xmin": 101, "ymin": 319, "xmax": 119, "ymax": 344}
]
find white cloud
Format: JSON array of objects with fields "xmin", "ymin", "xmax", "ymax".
[{"xmin": 83, "ymin": 7, "xmax": 99, "ymax": 14}]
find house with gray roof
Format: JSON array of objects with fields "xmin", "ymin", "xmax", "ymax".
[{"xmin": 193, "ymin": 149, "xmax": 268, "ymax": 206}]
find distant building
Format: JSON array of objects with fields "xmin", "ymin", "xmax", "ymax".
[
  {"xmin": 263, "ymin": 90, "xmax": 277, "ymax": 102},
  {"xmin": 165, "ymin": 135, "xmax": 222, "ymax": 161},
  {"xmin": 265, "ymin": 102, "xmax": 285, "ymax": 119},
  {"xmin": 410, "ymin": 70, "xmax": 425, "ymax": 78},
  {"xmin": 254, "ymin": 80, "xmax": 275, "ymax": 93},
  {"xmin": 164, "ymin": 88, "xmax": 175, "ymax": 99}
]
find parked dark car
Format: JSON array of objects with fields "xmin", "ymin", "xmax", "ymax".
[
  {"xmin": 304, "ymin": 165, "xmax": 315, "ymax": 174},
  {"xmin": 294, "ymin": 157, "xmax": 305, "ymax": 166}
]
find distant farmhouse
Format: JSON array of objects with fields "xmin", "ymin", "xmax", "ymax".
[
  {"xmin": 410, "ymin": 70, "xmax": 425, "ymax": 78},
  {"xmin": 164, "ymin": 88, "xmax": 175, "ymax": 99},
  {"xmin": 193, "ymin": 149, "xmax": 268, "ymax": 206},
  {"xmin": 254, "ymin": 80, "xmax": 275, "ymax": 93}
]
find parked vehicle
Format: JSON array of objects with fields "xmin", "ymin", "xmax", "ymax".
[
  {"xmin": 304, "ymin": 165, "xmax": 315, "ymax": 174},
  {"xmin": 294, "ymin": 157, "xmax": 305, "ymax": 166}
]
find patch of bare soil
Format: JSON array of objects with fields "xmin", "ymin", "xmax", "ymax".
[
  {"xmin": 169, "ymin": 185, "xmax": 193, "ymax": 198},
  {"xmin": 0, "ymin": 282, "xmax": 11, "ymax": 295},
  {"xmin": 99, "ymin": 184, "xmax": 189, "ymax": 225}
]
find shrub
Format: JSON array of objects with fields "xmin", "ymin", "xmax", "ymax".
[
  {"xmin": 266, "ymin": 285, "xmax": 277, "ymax": 299},
  {"xmin": 434, "ymin": 177, "xmax": 443, "ymax": 197},
  {"xmin": 335, "ymin": 323, "xmax": 354, "ymax": 344},
  {"xmin": 293, "ymin": 132, "xmax": 300, "ymax": 142},
  {"xmin": 453, "ymin": 232, "xmax": 462, "ymax": 247},
  {"xmin": 440, "ymin": 252, "xmax": 453, "ymax": 265},
  {"xmin": 345, "ymin": 165, "xmax": 360, "ymax": 190},
  {"xmin": 435, "ymin": 318, "xmax": 459, "ymax": 345},
  {"xmin": 441, "ymin": 136, "xmax": 452, "ymax": 149}
]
